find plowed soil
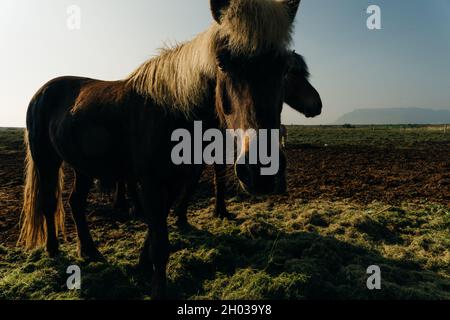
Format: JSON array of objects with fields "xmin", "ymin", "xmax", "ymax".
[{"xmin": 1, "ymin": 128, "xmax": 448, "ymax": 246}]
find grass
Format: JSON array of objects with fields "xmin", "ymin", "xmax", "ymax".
[
  {"xmin": 286, "ymin": 125, "xmax": 449, "ymax": 148},
  {"xmin": 0, "ymin": 200, "xmax": 448, "ymax": 300},
  {"xmin": 0, "ymin": 128, "xmax": 24, "ymax": 154},
  {"xmin": 0, "ymin": 126, "xmax": 449, "ymax": 300}
]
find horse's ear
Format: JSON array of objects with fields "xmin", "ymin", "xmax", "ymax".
[
  {"xmin": 210, "ymin": 0, "xmax": 231, "ymax": 24},
  {"xmin": 284, "ymin": 0, "xmax": 301, "ymax": 22}
]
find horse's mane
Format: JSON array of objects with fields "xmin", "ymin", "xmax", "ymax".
[
  {"xmin": 126, "ymin": 0, "xmax": 294, "ymax": 114},
  {"xmin": 126, "ymin": 29, "xmax": 217, "ymax": 115}
]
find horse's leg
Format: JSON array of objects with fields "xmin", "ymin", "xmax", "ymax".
[
  {"xmin": 113, "ymin": 182, "xmax": 128, "ymax": 210},
  {"xmin": 172, "ymin": 164, "xmax": 204, "ymax": 226},
  {"xmin": 213, "ymin": 164, "xmax": 232, "ymax": 219},
  {"xmin": 69, "ymin": 171, "xmax": 103, "ymax": 261},
  {"xmin": 37, "ymin": 162, "xmax": 63, "ymax": 257},
  {"xmin": 20, "ymin": 117, "xmax": 65, "ymax": 257},
  {"xmin": 140, "ymin": 179, "xmax": 169, "ymax": 299},
  {"xmin": 127, "ymin": 181, "xmax": 143, "ymax": 219},
  {"xmin": 138, "ymin": 229, "xmax": 152, "ymax": 272}
]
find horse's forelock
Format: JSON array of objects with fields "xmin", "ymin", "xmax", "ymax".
[{"xmin": 216, "ymin": 0, "xmax": 294, "ymax": 55}]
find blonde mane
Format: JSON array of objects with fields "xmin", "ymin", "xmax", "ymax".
[
  {"xmin": 126, "ymin": 0, "xmax": 294, "ymax": 113},
  {"xmin": 216, "ymin": 0, "xmax": 293, "ymax": 55}
]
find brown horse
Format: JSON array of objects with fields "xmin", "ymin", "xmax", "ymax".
[
  {"xmin": 172, "ymin": 52, "xmax": 322, "ymax": 223},
  {"xmin": 111, "ymin": 52, "xmax": 322, "ymax": 222},
  {"xmin": 19, "ymin": 0, "xmax": 302, "ymax": 298}
]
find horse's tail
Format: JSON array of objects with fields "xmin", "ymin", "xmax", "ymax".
[{"xmin": 18, "ymin": 98, "xmax": 65, "ymax": 249}]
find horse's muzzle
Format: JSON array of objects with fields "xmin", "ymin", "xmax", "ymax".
[{"xmin": 235, "ymin": 151, "xmax": 287, "ymax": 195}]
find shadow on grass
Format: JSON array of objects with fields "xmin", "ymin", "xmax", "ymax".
[
  {"xmin": 1, "ymin": 211, "xmax": 448, "ymax": 300},
  {"xmin": 164, "ymin": 223, "xmax": 450, "ymax": 300}
]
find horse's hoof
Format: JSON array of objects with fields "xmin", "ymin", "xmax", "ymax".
[
  {"xmin": 151, "ymin": 293, "xmax": 166, "ymax": 301},
  {"xmin": 151, "ymin": 280, "xmax": 167, "ymax": 300},
  {"xmin": 215, "ymin": 210, "xmax": 235, "ymax": 220},
  {"xmin": 47, "ymin": 248, "xmax": 60, "ymax": 258},
  {"xmin": 79, "ymin": 248, "xmax": 106, "ymax": 262},
  {"xmin": 129, "ymin": 206, "xmax": 144, "ymax": 220},
  {"xmin": 114, "ymin": 203, "xmax": 129, "ymax": 211},
  {"xmin": 113, "ymin": 197, "xmax": 130, "ymax": 211},
  {"xmin": 137, "ymin": 259, "xmax": 154, "ymax": 278},
  {"xmin": 84, "ymin": 254, "xmax": 106, "ymax": 263},
  {"xmin": 175, "ymin": 217, "xmax": 190, "ymax": 229}
]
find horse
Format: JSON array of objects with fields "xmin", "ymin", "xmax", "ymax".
[
  {"xmin": 172, "ymin": 52, "xmax": 322, "ymax": 223},
  {"xmin": 108, "ymin": 52, "xmax": 321, "ymax": 222},
  {"xmin": 19, "ymin": 0, "xmax": 302, "ymax": 298}
]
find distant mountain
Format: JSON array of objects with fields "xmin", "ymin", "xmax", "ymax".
[{"xmin": 335, "ymin": 108, "xmax": 450, "ymax": 125}]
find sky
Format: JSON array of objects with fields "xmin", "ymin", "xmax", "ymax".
[{"xmin": 0, "ymin": 0, "xmax": 449, "ymax": 127}]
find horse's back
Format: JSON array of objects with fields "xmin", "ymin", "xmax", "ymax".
[
  {"xmin": 27, "ymin": 76, "xmax": 95, "ymax": 124},
  {"xmin": 26, "ymin": 76, "xmax": 94, "ymax": 153},
  {"xmin": 31, "ymin": 76, "xmax": 94, "ymax": 101},
  {"xmin": 27, "ymin": 76, "xmax": 135, "ymax": 180}
]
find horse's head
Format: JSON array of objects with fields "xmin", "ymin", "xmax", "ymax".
[
  {"xmin": 285, "ymin": 52, "xmax": 322, "ymax": 118},
  {"xmin": 210, "ymin": 0, "xmax": 301, "ymax": 195}
]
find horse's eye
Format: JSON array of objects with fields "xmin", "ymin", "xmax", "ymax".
[
  {"xmin": 217, "ymin": 54, "xmax": 230, "ymax": 72},
  {"xmin": 217, "ymin": 60, "xmax": 226, "ymax": 72}
]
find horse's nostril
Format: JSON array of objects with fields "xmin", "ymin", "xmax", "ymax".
[{"xmin": 308, "ymin": 105, "xmax": 321, "ymax": 117}]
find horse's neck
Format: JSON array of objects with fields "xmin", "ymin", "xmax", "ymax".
[{"xmin": 127, "ymin": 27, "xmax": 218, "ymax": 115}]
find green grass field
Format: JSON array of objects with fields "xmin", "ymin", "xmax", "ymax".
[
  {"xmin": 286, "ymin": 125, "xmax": 450, "ymax": 148},
  {"xmin": 0, "ymin": 126, "xmax": 449, "ymax": 300}
]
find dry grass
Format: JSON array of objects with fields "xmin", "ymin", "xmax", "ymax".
[{"xmin": 1, "ymin": 199, "xmax": 448, "ymax": 300}]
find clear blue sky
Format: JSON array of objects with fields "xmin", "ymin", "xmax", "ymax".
[{"xmin": 1, "ymin": 0, "xmax": 449, "ymax": 127}]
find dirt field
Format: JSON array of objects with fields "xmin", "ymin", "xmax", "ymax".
[{"xmin": 0, "ymin": 126, "xmax": 449, "ymax": 299}]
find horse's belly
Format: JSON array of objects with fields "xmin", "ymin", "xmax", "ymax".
[{"xmin": 53, "ymin": 118, "xmax": 130, "ymax": 179}]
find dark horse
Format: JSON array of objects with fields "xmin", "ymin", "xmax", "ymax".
[
  {"xmin": 171, "ymin": 52, "xmax": 322, "ymax": 223},
  {"xmin": 111, "ymin": 52, "xmax": 322, "ymax": 222},
  {"xmin": 19, "ymin": 0, "xmax": 303, "ymax": 298}
]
